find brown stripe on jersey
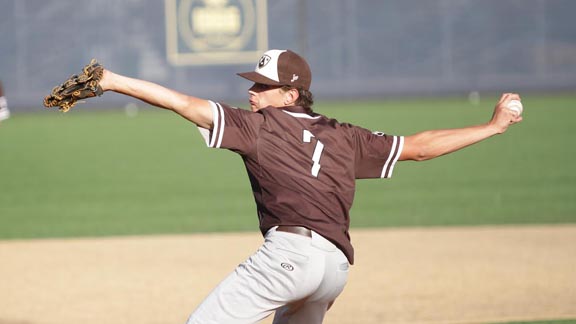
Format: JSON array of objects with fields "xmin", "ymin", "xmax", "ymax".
[{"xmin": 381, "ymin": 136, "xmax": 403, "ymax": 178}]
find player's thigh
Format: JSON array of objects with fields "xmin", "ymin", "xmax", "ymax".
[
  {"xmin": 186, "ymin": 268, "xmax": 275, "ymax": 324},
  {"xmin": 187, "ymin": 232, "xmax": 322, "ymax": 324},
  {"xmin": 273, "ymin": 300, "xmax": 329, "ymax": 324},
  {"xmin": 272, "ymin": 249, "xmax": 349, "ymax": 324}
]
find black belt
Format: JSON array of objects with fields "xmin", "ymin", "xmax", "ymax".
[{"xmin": 276, "ymin": 226, "xmax": 312, "ymax": 237}]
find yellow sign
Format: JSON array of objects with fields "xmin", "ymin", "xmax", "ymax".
[{"xmin": 165, "ymin": 0, "xmax": 268, "ymax": 65}]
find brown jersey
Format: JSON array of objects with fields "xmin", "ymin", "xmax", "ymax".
[{"xmin": 198, "ymin": 102, "xmax": 404, "ymax": 264}]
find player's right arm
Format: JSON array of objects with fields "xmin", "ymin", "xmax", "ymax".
[
  {"xmin": 99, "ymin": 69, "xmax": 214, "ymax": 129},
  {"xmin": 399, "ymin": 93, "xmax": 522, "ymax": 161}
]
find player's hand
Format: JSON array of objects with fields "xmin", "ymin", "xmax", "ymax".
[
  {"xmin": 489, "ymin": 93, "xmax": 523, "ymax": 134},
  {"xmin": 43, "ymin": 59, "xmax": 104, "ymax": 112}
]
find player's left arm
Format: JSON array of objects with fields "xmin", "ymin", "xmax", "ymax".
[
  {"xmin": 99, "ymin": 70, "xmax": 214, "ymax": 129},
  {"xmin": 399, "ymin": 93, "xmax": 523, "ymax": 161}
]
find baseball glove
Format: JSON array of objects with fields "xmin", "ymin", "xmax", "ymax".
[{"xmin": 43, "ymin": 59, "xmax": 104, "ymax": 112}]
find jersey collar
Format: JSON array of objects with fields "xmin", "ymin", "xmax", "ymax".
[{"xmin": 280, "ymin": 105, "xmax": 316, "ymax": 116}]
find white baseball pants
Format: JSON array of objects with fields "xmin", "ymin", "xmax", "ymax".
[{"xmin": 186, "ymin": 227, "xmax": 350, "ymax": 324}]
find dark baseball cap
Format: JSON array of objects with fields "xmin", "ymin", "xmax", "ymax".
[{"xmin": 237, "ymin": 49, "xmax": 312, "ymax": 90}]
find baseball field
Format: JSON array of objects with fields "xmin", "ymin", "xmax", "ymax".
[{"xmin": 1, "ymin": 94, "xmax": 575, "ymax": 324}]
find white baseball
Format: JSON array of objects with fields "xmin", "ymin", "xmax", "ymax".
[{"xmin": 506, "ymin": 99, "xmax": 523, "ymax": 116}]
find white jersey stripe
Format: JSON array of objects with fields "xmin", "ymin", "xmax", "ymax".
[
  {"xmin": 385, "ymin": 136, "xmax": 404, "ymax": 178},
  {"xmin": 381, "ymin": 136, "xmax": 404, "ymax": 178},
  {"xmin": 282, "ymin": 110, "xmax": 321, "ymax": 119},
  {"xmin": 209, "ymin": 101, "xmax": 220, "ymax": 147},
  {"xmin": 197, "ymin": 101, "xmax": 224, "ymax": 148},
  {"xmin": 381, "ymin": 136, "xmax": 397, "ymax": 178},
  {"xmin": 215, "ymin": 103, "xmax": 225, "ymax": 148}
]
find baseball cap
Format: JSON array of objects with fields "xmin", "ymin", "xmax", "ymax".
[{"xmin": 237, "ymin": 49, "xmax": 312, "ymax": 90}]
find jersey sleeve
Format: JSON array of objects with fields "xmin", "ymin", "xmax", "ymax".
[
  {"xmin": 197, "ymin": 101, "xmax": 262, "ymax": 155},
  {"xmin": 352, "ymin": 126, "xmax": 404, "ymax": 179}
]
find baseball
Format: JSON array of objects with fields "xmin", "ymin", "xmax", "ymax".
[{"xmin": 506, "ymin": 99, "xmax": 523, "ymax": 116}]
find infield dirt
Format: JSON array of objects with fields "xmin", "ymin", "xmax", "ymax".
[{"xmin": 1, "ymin": 225, "xmax": 575, "ymax": 324}]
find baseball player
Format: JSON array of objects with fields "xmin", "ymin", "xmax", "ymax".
[
  {"xmin": 91, "ymin": 49, "xmax": 522, "ymax": 323},
  {"xmin": 0, "ymin": 81, "xmax": 10, "ymax": 122}
]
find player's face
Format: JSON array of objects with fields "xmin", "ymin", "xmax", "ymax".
[{"xmin": 248, "ymin": 83, "xmax": 285, "ymax": 112}]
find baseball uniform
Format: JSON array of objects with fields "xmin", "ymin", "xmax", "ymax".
[{"xmin": 188, "ymin": 101, "xmax": 403, "ymax": 323}]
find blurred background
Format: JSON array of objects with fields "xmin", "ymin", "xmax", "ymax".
[{"xmin": 1, "ymin": 0, "xmax": 575, "ymax": 110}]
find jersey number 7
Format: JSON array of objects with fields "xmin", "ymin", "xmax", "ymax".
[{"xmin": 303, "ymin": 130, "xmax": 325, "ymax": 177}]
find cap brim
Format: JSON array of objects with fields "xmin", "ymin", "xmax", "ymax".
[{"xmin": 237, "ymin": 72, "xmax": 282, "ymax": 86}]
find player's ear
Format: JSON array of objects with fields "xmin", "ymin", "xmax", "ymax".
[{"xmin": 284, "ymin": 88, "xmax": 299, "ymax": 106}]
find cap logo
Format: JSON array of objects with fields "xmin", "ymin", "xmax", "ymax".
[
  {"xmin": 258, "ymin": 55, "xmax": 271, "ymax": 69},
  {"xmin": 291, "ymin": 74, "xmax": 299, "ymax": 82}
]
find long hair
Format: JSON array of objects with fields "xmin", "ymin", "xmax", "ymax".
[{"xmin": 281, "ymin": 85, "xmax": 314, "ymax": 108}]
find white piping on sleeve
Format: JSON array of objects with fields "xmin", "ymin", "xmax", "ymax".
[
  {"xmin": 381, "ymin": 136, "xmax": 404, "ymax": 178},
  {"xmin": 197, "ymin": 101, "xmax": 222, "ymax": 148},
  {"xmin": 214, "ymin": 103, "xmax": 225, "ymax": 148}
]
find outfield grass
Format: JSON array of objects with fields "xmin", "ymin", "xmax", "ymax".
[{"xmin": 0, "ymin": 94, "xmax": 574, "ymax": 239}]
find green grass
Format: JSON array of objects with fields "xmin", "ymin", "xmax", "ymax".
[
  {"xmin": 325, "ymin": 94, "xmax": 576, "ymax": 228},
  {"xmin": 0, "ymin": 94, "xmax": 575, "ymax": 239}
]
